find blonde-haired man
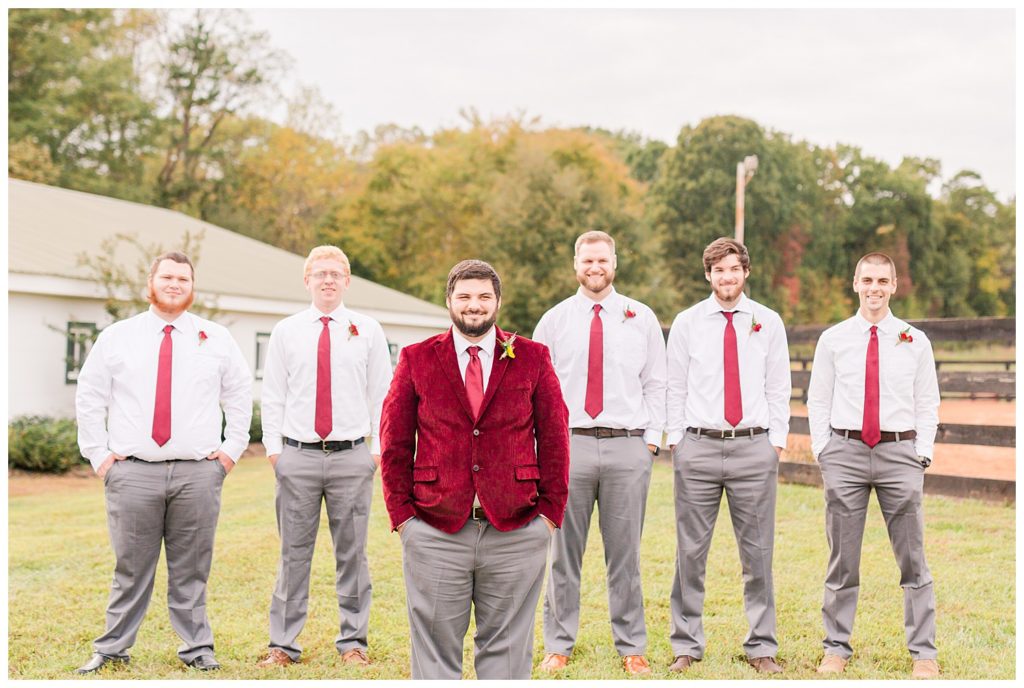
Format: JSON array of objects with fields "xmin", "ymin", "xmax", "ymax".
[{"xmin": 257, "ymin": 245, "xmax": 393, "ymax": 668}]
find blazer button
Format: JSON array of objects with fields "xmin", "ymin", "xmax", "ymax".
[
  {"xmin": 472, "ymin": 465, "xmax": 480, "ymax": 472},
  {"xmin": 473, "ymin": 429, "xmax": 480, "ymax": 436}
]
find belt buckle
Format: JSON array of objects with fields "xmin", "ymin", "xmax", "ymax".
[
  {"xmin": 595, "ymin": 428, "xmax": 609, "ymax": 439},
  {"xmin": 321, "ymin": 440, "xmax": 331, "ymax": 454},
  {"xmin": 723, "ymin": 428, "xmax": 736, "ymax": 439}
]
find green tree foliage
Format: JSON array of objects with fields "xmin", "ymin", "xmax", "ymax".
[
  {"xmin": 8, "ymin": 9, "xmax": 160, "ymax": 199},
  {"xmin": 323, "ymin": 120, "xmax": 667, "ymax": 334}
]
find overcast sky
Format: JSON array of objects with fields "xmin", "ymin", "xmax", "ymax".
[{"xmin": 246, "ymin": 8, "xmax": 1016, "ymax": 200}]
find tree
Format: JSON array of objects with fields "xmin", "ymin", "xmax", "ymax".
[
  {"xmin": 8, "ymin": 9, "xmax": 160, "ymax": 199},
  {"xmin": 154, "ymin": 9, "xmax": 285, "ymax": 213}
]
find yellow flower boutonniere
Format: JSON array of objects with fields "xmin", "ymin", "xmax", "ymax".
[{"xmin": 499, "ymin": 332, "xmax": 518, "ymax": 360}]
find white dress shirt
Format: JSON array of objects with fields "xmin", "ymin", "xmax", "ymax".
[
  {"xmin": 261, "ymin": 304, "xmax": 394, "ymax": 456},
  {"xmin": 452, "ymin": 326, "xmax": 496, "ymax": 390},
  {"xmin": 76, "ymin": 308, "xmax": 253, "ymax": 472},
  {"xmin": 806, "ymin": 310, "xmax": 940, "ymax": 459},
  {"xmin": 532, "ymin": 286, "xmax": 667, "ymax": 447},
  {"xmin": 666, "ymin": 292, "xmax": 791, "ymax": 449}
]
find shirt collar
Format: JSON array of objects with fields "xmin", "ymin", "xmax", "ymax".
[
  {"xmin": 574, "ymin": 285, "xmax": 619, "ymax": 314},
  {"xmin": 147, "ymin": 307, "xmax": 193, "ymax": 334},
  {"xmin": 451, "ymin": 326, "xmax": 496, "ymax": 359},
  {"xmin": 310, "ymin": 303, "xmax": 348, "ymax": 322},
  {"xmin": 702, "ymin": 291, "xmax": 752, "ymax": 317},
  {"xmin": 854, "ymin": 309, "xmax": 896, "ymax": 334}
]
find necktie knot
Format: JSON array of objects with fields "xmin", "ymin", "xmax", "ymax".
[
  {"xmin": 467, "ymin": 345, "xmax": 480, "ymax": 360},
  {"xmin": 163, "ymin": 325, "xmax": 174, "ymax": 335},
  {"xmin": 593, "ymin": 304, "xmax": 602, "ymax": 314},
  {"xmin": 870, "ymin": 325, "xmax": 877, "ymax": 335},
  {"xmin": 722, "ymin": 311, "xmax": 735, "ymax": 322},
  {"xmin": 320, "ymin": 316, "xmax": 331, "ymax": 327}
]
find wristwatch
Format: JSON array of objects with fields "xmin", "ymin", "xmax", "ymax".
[
  {"xmin": 918, "ymin": 455, "xmax": 932, "ymax": 468},
  {"xmin": 650, "ymin": 445, "xmax": 661, "ymax": 456}
]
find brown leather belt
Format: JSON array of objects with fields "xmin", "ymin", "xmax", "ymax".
[
  {"xmin": 285, "ymin": 437, "xmax": 365, "ymax": 453},
  {"xmin": 571, "ymin": 427, "xmax": 645, "ymax": 439},
  {"xmin": 833, "ymin": 428, "xmax": 917, "ymax": 443},
  {"xmin": 687, "ymin": 427, "xmax": 768, "ymax": 439}
]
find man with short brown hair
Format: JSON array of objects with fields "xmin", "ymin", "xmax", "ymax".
[
  {"xmin": 665, "ymin": 237, "xmax": 790, "ymax": 674},
  {"xmin": 75, "ymin": 251, "xmax": 252, "ymax": 674},
  {"xmin": 807, "ymin": 252, "xmax": 940, "ymax": 679},
  {"xmin": 381, "ymin": 259, "xmax": 570, "ymax": 679}
]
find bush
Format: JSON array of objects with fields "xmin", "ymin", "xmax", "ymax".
[
  {"xmin": 8, "ymin": 416, "xmax": 87, "ymax": 473},
  {"xmin": 249, "ymin": 401, "xmax": 262, "ymax": 444}
]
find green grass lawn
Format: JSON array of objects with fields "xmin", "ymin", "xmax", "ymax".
[{"xmin": 8, "ymin": 457, "xmax": 1015, "ymax": 679}]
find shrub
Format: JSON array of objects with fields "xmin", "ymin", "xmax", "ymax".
[
  {"xmin": 249, "ymin": 401, "xmax": 262, "ymax": 444},
  {"xmin": 8, "ymin": 416, "xmax": 87, "ymax": 473}
]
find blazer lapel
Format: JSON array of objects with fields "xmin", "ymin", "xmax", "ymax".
[
  {"xmin": 478, "ymin": 325, "xmax": 512, "ymax": 420},
  {"xmin": 433, "ymin": 330, "xmax": 475, "ymax": 421}
]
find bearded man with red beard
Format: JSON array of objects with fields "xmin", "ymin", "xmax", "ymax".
[{"xmin": 75, "ymin": 251, "xmax": 252, "ymax": 674}]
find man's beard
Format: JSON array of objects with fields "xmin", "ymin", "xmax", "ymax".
[
  {"xmin": 713, "ymin": 280, "xmax": 744, "ymax": 302},
  {"xmin": 449, "ymin": 307, "xmax": 497, "ymax": 338},
  {"xmin": 577, "ymin": 271, "xmax": 613, "ymax": 295},
  {"xmin": 148, "ymin": 284, "xmax": 194, "ymax": 315}
]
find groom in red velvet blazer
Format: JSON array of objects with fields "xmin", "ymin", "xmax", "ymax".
[{"xmin": 381, "ymin": 259, "xmax": 569, "ymax": 680}]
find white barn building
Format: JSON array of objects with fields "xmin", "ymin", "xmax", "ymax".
[{"xmin": 8, "ymin": 178, "xmax": 450, "ymax": 418}]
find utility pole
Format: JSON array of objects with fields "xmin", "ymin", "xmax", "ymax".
[{"xmin": 735, "ymin": 155, "xmax": 758, "ymax": 244}]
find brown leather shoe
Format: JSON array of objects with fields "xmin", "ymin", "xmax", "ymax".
[
  {"xmin": 911, "ymin": 659, "xmax": 940, "ymax": 679},
  {"xmin": 817, "ymin": 654, "xmax": 848, "ymax": 674},
  {"xmin": 623, "ymin": 655, "xmax": 651, "ymax": 675},
  {"xmin": 748, "ymin": 656, "xmax": 783, "ymax": 674},
  {"xmin": 669, "ymin": 655, "xmax": 698, "ymax": 672},
  {"xmin": 256, "ymin": 648, "xmax": 295, "ymax": 668},
  {"xmin": 341, "ymin": 648, "xmax": 370, "ymax": 666},
  {"xmin": 539, "ymin": 653, "xmax": 569, "ymax": 672}
]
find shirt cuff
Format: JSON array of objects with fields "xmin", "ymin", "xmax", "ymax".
[
  {"xmin": 86, "ymin": 450, "xmax": 109, "ymax": 473},
  {"xmin": 642, "ymin": 429, "xmax": 663, "ymax": 447},
  {"xmin": 263, "ymin": 439, "xmax": 283, "ymax": 456},
  {"xmin": 665, "ymin": 430, "xmax": 684, "ymax": 447},
  {"xmin": 768, "ymin": 431, "xmax": 788, "ymax": 451},
  {"xmin": 369, "ymin": 436, "xmax": 381, "ymax": 455},
  {"xmin": 913, "ymin": 441, "xmax": 933, "ymax": 459},
  {"xmin": 219, "ymin": 441, "xmax": 246, "ymax": 462}
]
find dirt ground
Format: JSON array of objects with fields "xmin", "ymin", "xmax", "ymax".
[{"xmin": 789, "ymin": 399, "xmax": 1016, "ymax": 481}]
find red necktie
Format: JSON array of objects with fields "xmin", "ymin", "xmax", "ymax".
[
  {"xmin": 862, "ymin": 325, "xmax": 881, "ymax": 447},
  {"xmin": 151, "ymin": 324, "xmax": 173, "ymax": 446},
  {"xmin": 466, "ymin": 346, "xmax": 484, "ymax": 419},
  {"xmin": 584, "ymin": 304, "xmax": 604, "ymax": 418},
  {"xmin": 722, "ymin": 311, "xmax": 743, "ymax": 427},
  {"xmin": 315, "ymin": 316, "xmax": 333, "ymax": 439}
]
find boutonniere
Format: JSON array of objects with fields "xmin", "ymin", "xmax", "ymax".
[
  {"xmin": 897, "ymin": 326, "xmax": 913, "ymax": 345},
  {"xmin": 499, "ymin": 332, "xmax": 518, "ymax": 360},
  {"xmin": 198, "ymin": 330, "xmax": 208, "ymax": 345},
  {"xmin": 622, "ymin": 304, "xmax": 637, "ymax": 322},
  {"xmin": 348, "ymin": 320, "xmax": 359, "ymax": 340},
  {"xmin": 750, "ymin": 315, "xmax": 762, "ymax": 333}
]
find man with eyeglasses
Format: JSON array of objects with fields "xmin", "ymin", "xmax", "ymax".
[{"xmin": 257, "ymin": 245, "xmax": 393, "ymax": 669}]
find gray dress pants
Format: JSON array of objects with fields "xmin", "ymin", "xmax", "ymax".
[
  {"xmin": 267, "ymin": 442, "xmax": 376, "ymax": 660},
  {"xmin": 669, "ymin": 431, "xmax": 779, "ymax": 660},
  {"xmin": 94, "ymin": 457, "xmax": 225, "ymax": 663},
  {"xmin": 818, "ymin": 434, "xmax": 937, "ymax": 660},
  {"xmin": 401, "ymin": 516, "xmax": 551, "ymax": 680},
  {"xmin": 543, "ymin": 433, "xmax": 652, "ymax": 656}
]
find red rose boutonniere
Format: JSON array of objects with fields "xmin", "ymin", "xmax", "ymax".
[
  {"xmin": 348, "ymin": 320, "xmax": 359, "ymax": 340},
  {"xmin": 198, "ymin": 330, "xmax": 208, "ymax": 345},
  {"xmin": 623, "ymin": 304, "xmax": 637, "ymax": 323},
  {"xmin": 750, "ymin": 315, "xmax": 762, "ymax": 333},
  {"xmin": 499, "ymin": 332, "xmax": 518, "ymax": 360},
  {"xmin": 897, "ymin": 326, "xmax": 913, "ymax": 345}
]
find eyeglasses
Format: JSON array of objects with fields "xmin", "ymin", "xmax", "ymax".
[{"xmin": 309, "ymin": 271, "xmax": 347, "ymax": 281}]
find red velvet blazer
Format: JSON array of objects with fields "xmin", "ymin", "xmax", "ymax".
[{"xmin": 380, "ymin": 326, "xmax": 569, "ymax": 533}]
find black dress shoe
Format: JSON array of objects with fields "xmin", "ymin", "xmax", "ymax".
[
  {"xmin": 186, "ymin": 654, "xmax": 221, "ymax": 671},
  {"xmin": 75, "ymin": 653, "xmax": 129, "ymax": 674}
]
